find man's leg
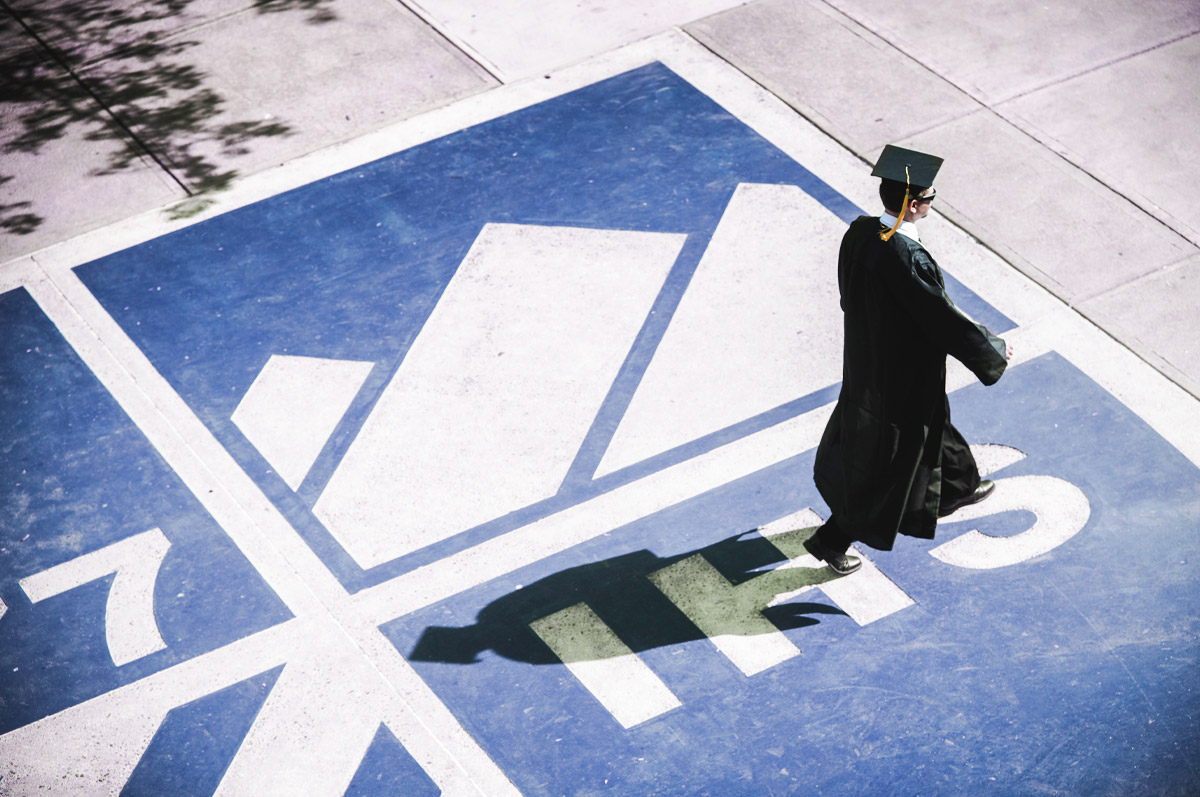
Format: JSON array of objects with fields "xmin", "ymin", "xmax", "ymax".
[
  {"xmin": 813, "ymin": 516, "xmax": 855, "ymax": 554},
  {"xmin": 940, "ymin": 421, "xmax": 981, "ymax": 500},
  {"xmin": 939, "ymin": 420, "xmax": 994, "ymax": 517},
  {"xmin": 804, "ymin": 516, "xmax": 862, "ymax": 575}
]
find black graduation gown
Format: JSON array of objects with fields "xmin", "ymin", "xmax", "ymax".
[{"xmin": 813, "ymin": 216, "xmax": 1008, "ymax": 550}]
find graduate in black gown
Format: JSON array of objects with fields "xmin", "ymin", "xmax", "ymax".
[{"xmin": 805, "ymin": 145, "xmax": 1012, "ymax": 575}]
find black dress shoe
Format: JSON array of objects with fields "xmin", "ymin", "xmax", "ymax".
[
  {"xmin": 939, "ymin": 479, "xmax": 996, "ymax": 518},
  {"xmin": 803, "ymin": 535, "xmax": 862, "ymax": 575}
]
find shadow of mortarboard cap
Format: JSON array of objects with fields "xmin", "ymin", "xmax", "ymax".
[{"xmin": 871, "ymin": 145, "xmax": 943, "ymax": 189}]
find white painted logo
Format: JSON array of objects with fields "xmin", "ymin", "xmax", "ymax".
[{"xmin": 3, "ymin": 186, "xmax": 1094, "ymax": 792}]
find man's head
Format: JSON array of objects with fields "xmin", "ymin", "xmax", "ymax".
[
  {"xmin": 871, "ymin": 145, "xmax": 943, "ymax": 236},
  {"xmin": 879, "ymin": 178, "xmax": 937, "ymax": 221}
]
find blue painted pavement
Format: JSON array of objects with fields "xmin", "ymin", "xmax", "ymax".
[
  {"xmin": 0, "ymin": 288, "xmax": 291, "ymax": 736},
  {"xmin": 385, "ymin": 353, "xmax": 1200, "ymax": 795},
  {"xmin": 71, "ymin": 63, "xmax": 1010, "ymax": 591},
  {"xmin": 1, "ymin": 62, "xmax": 1197, "ymax": 795}
]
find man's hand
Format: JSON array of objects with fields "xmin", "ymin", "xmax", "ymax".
[{"xmin": 1006, "ymin": 342, "xmax": 1014, "ymax": 361}]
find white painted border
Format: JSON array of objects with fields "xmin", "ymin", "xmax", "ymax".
[
  {"xmin": 0, "ymin": 257, "xmax": 38, "ymax": 294},
  {"xmin": 21, "ymin": 267, "xmax": 518, "ymax": 794},
  {"xmin": 0, "ymin": 31, "xmax": 934, "ymax": 279}
]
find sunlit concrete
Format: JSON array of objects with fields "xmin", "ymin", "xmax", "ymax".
[{"xmin": 0, "ymin": 16, "xmax": 183, "ymax": 261}]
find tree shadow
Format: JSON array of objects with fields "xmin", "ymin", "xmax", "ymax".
[
  {"xmin": 409, "ymin": 527, "xmax": 848, "ymax": 666},
  {"xmin": 253, "ymin": 0, "xmax": 339, "ymax": 24},
  {"xmin": 0, "ymin": 174, "xmax": 39, "ymax": 236},
  {"xmin": 0, "ymin": 0, "xmax": 337, "ymax": 235}
]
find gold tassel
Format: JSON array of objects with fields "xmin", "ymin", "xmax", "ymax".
[{"xmin": 879, "ymin": 164, "xmax": 910, "ymax": 242}]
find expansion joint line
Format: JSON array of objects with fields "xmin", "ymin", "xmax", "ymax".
[{"xmin": 0, "ymin": 0, "xmax": 194, "ymax": 197}]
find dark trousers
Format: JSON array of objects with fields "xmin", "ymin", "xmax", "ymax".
[
  {"xmin": 816, "ymin": 420, "xmax": 982, "ymax": 554},
  {"xmin": 939, "ymin": 420, "xmax": 982, "ymax": 509},
  {"xmin": 813, "ymin": 516, "xmax": 856, "ymax": 555}
]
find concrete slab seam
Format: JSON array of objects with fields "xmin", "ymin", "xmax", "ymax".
[
  {"xmin": 397, "ymin": 0, "xmax": 507, "ymax": 81},
  {"xmin": 0, "ymin": 0, "xmax": 189, "ymax": 196},
  {"xmin": 675, "ymin": 37, "xmax": 1200, "ymax": 393},
  {"xmin": 807, "ymin": 0, "xmax": 1200, "ymax": 247}
]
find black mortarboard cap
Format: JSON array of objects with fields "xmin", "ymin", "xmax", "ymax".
[
  {"xmin": 872, "ymin": 145, "xmax": 943, "ymax": 241},
  {"xmin": 871, "ymin": 145, "xmax": 943, "ymax": 189}
]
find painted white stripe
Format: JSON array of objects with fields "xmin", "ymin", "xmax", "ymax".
[
  {"xmin": 755, "ymin": 507, "xmax": 825, "ymax": 541},
  {"xmin": 23, "ymin": 271, "xmax": 328, "ymax": 618},
  {"xmin": 354, "ymin": 326, "xmax": 1053, "ymax": 627},
  {"xmin": 355, "ymin": 401, "xmax": 837, "ymax": 624},
  {"xmin": 529, "ymin": 603, "xmax": 681, "ymax": 728},
  {"xmin": 759, "ymin": 510, "xmax": 916, "ymax": 627},
  {"xmin": 231, "ymin": 355, "xmax": 374, "ymax": 491},
  {"xmin": 19, "ymin": 528, "xmax": 171, "ymax": 666},
  {"xmin": 315, "ymin": 223, "xmax": 685, "ymax": 568},
  {"xmin": 0, "ymin": 619, "xmax": 300, "ymax": 797},
  {"xmin": 26, "ymin": 269, "xmax": 519, "ymax": 796},
  {"xmin": 596, "ymin": 182, "xmax": 846, "ymax": 477},
  {"xmin": 0, "ymin": 257, "xmax": 40, "ymax": 292},
  {"xmin": 215, "ymin": 629, "xmax": 385, "ymax": 797},
  {"xmin": 649, "ymin": 552, "xmax": 825, "ymax": 676}
]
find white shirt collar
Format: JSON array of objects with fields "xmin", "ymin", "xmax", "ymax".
[{"xmin": 879, "ymin": 212, "xmax": 921, "ymax": 243}]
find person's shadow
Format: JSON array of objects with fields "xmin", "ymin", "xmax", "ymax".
[{"xmin": 409, "ymin": 525, "xmax": 848, "ymax": 666}]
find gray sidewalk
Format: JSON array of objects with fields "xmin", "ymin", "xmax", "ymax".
[{"xmin": 3, "ymin": 0, "xmax": 1198, "ymax": 399}]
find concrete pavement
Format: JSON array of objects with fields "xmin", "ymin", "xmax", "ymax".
[
  {"xmin": 2, "ymin": 1, "xmax": 1199, "ymax": 794},
  {"xmin": 3, "ymin": 0, "xmax": 1198, "ymax": 396}
]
